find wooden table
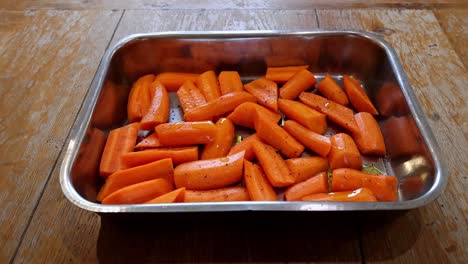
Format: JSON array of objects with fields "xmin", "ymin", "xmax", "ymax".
[{"xmin": 1, "ymin": 1, "xmax": 467, "ymax": 263}]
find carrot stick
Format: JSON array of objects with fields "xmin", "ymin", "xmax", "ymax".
[
  {"xmin": 353, "ymin": 112, "xmax": 386, "ymax": 155},
  {"xmin": 127, "ymin": 74, "xmax": 156, "ymax": 123},
  {"xmin": 382, "ymin": 116, "xmax": 422, "ymax": 158},
  {"xmin": 299, "ymin": 92, "xmax": 359, "ymax": 134},
  {"xmin": 244, "ymin": 78, "xmax": 278, "ymax": 112},
  {"xmin": 177, "ymin": 80, "xmax": 207, "ymax": 114},
  {"xmin": 184, "ymin": 91, "xmax": 256, "ymax": 121},
  {"xmin": 174, "ymin": 151, "xmax": 245, "ymax": 190},
  {"xmin": 227, "ymin": 102, "xmax": 281, "ymax": 129},
  {"xmin": 329, "ymin": 133, "xmax": 362, "ymax": 170},
  {"xmin": 201, "ymin": 118, "xmax": 235, "ymax": 159},
  {"xmin": 145, "ymin": 187, "xmax": 186, "ymax": 204},
  {"xmin": 286, "ymin": 156, "xmax": 329, "ymax": 183},
  {"xmin": 97, "ymin": 158, "xmax": 174, "ymax": 201},
  {"xmin": 265, "ymin": 65, "xmax": 309, "ymax": 83},
  {"xmin": 135, "ymin": 133, "xmax": 162, "ymax": 149},
  {"xmin": 343, "ymin": 75, "xmax": 378, "ymax": 115},
  {"xmin": 228, "ymin": 133, "xmax": 261, "ymax": 161},
  {"xmin": 196, "ymin": 70, "xmax": 221, "ymax": 102},
  {"xmin": 184, "ymin": 187, "xmax": 250, "ymax": 202},
  {"xmin": 244, "ymin": 160, "xmax": 278, "ymax": 201},
  {"xmin": 219, "ymin": 71, "xmax": 243, "ymax": 95},
  {"xmin": 252, "ymin": 140, "xmax": 295, "ymax": 187},
  {"xmin": 99, "ymin": 122, "xmax": 139, "ymax": 178},
  {"xmin": 102, "ymin": 178, "xmax": 174, "ymax": 204},
  {"xmin": 121, "ymin": 146, "xmax": 198, "ymax": 168},
  {"xmin": 278, "ymin": 99, "xmax": 327, "ymax": 134},
  {"xmin": 317, "ymin": 73, "xmax": 349, "ymax": 106},
  {"xmin": 279, "ymin": 69, "xmax": 317, "ymax": 100},
  {"xmin": 302, "ymin": 188, "xmax": 377, "ymax": 202},
  {"xmin": 155, "ymin": 121, "xmax": 217, "ymax": 146},
  {"xmin": 331, "ymin": 168, "xmax": 398, "ymax": 201},
  {"xmin": 255, "ymin": 114, "xmax": 304, "ymax": 158},
  {"xmin": 283, "ymin": 120, "xmax": 331, "ymax": 157},
  {"xmin": 155, "ymin": 72, "xmax": 199, "ymax": 92},
  {"xmin": 284, "ymin": 172, "xmax": 328, "ymax": 201},
  {"xmin": 140, "ymin": 80, "xmax": 169, "ymax": 130}
]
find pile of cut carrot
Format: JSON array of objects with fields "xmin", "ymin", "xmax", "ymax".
[{"xmin": 97, "ymin": 66, "xmax": 398, "ymax": 204}]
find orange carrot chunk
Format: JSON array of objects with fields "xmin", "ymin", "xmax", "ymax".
[
  {"xmin": 353, "ymin": 112, "xmax": 386, "ymax": 155},
  {"xmin": 244, "ymin": 78, "xmax": 278, "ymax": 112},
  {"xmin": 135, "ymin": 133, "xmax": 162, "ymax": 149},
  {"xmin": 329, "ymin": 133, "xmax": 362, "ymax": 170},
  {"xmin": 244, "ymin": 160, "xmax": 278, "ymax": 201},
  {"xmin": 302, "ymin": 188, "xmax": 377, "ymax": 202},
  {"xmin": 280, "ymin": 69, "xmax": 317, "ymax": 100},
  {"xmin": 228, "ymin": 133, "xmax": 261, "ymax": 161},
  {"xmin": 97, "ymin": 158, "xmax": 174, "ymax": 201},
  {"xmin": 201, "ymin": 118, "xmax": 235, "ymax": 159},
  {"xmin": 155, "ymin": 121, "xmax": 217, "ymax": 146},
  {"xmin": 174, "ymin": 151, "xmax": 245, "ymax": 190},
  {"xmin": 127, "ymin": 74, "xmax": 156, "ymax": 123},
  {"xmin": 265, "ymin": 65, "xmax": 309, "ymax": 83},
  {"xmin": 343, "ymin": 75, "xmax": 378, "ymax": 115},
  {"xmin": 177, "ymin": 80, "xmax": 207, "ymax": 114},
  {"xmin": 278, "ymin": 99, "xmax": 327, "ymax": 134},
  {"xmin": 286, "ymin": 156, "xmax": 329, "ymax": 183},
  {"xmin": 227, "ymin": 102, "xmax": 281, "ymax": 129},
  {"xmin": 196, "ymin": 70, "xmax": 221, "ymax": 102},
  {"xmin": 155, "ymin": 72, "xmax": 199, "ymax": 92},
  {"xmin": 284, "ymin": 172, "xmax": 328, "ymax": 201},
  {"xmin": 99, "ymin": 122, "xmax": 139, "ymax": 178},
  {"xmin": 145, "ymin": 187, "xmax": 186, "ymax": 204},
  {"xmin": 317, "ymin": 73, "xmax": 349, "ymax": 106},
  {"xmin": 331, "ymin": 168, "xmax": 398, "ymax": 202},
  {"xmin": 252, "ymin": 140, "xmax": 295, "ymax": 187},
  {"xmin": 140, "ymin": 81, "xmax": 169, "ymax": 130},
  {"xmin": 184, "ymin": 187, "xmax": 250, "ymax": 202},
  {"xmin": 299, "ymin": 92, "xmax": 359, "ymax": 134},
  {"xmin": 283, "ymin": 120, "xmax": 331, "ymax": 158},
  {"xmin": 102, "ymin": 178, "xmax": 174, "ymax": 204},
  {"xmin": 382, "ymin": 116, "xmax": 421, "ymax": 158},
  {"xmin": 121, "ymin": 146, "xmax": 199, "ymax": 168},
  {"xmin": 219, "ymin": 71, "xmax": 243, "ymax": 95}
]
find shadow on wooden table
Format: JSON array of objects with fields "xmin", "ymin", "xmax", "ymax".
[{"xmin": 96, "ymin": 210, "xmax": 420, "ymax": 263}]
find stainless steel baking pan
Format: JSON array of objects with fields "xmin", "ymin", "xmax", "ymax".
[{"xmin": 60, "ymin": 31, "xmax": 446, "ymax": 212}]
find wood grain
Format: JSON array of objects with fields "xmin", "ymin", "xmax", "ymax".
[
  {"xmin": 0, "ymin": 10, "xmax": 122, "ymax": 263},
  {"xmin": 317, "ymin": 9, "xmax": 468, "ymax": 263}
]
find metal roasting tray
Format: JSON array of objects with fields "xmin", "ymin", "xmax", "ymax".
[{"xmin": 60, "ymin": 31, "xmax": 446, "ymax": 213}]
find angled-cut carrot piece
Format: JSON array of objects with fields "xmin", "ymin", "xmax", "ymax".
[
  {"xmin": 135, "ymin": 133, "xmax": 161, "ymax": 149},
  {"xmin": 228, "ymin": 133, "xmax": 261, "ymax": 161},
  {"xmin": 102, "ymin": 178, "xmax": 174, "ymax": 204},
  {"xmin": 97, "ymin": 158, "xmax": 174, "ymax": 201},
  {"xmin": 201, "ymin": 118, "xmax": 235, "ymax": 159},
  {"xmin": 184, "ymin": 187, "xmax": 250, "ymax": 202},
  {"xmin": 127, "ymin": 74, "xmax": 156, "ymax": 123},
  {"xmin": 284, "ymin": 172, "xmax": 328, "ymax": 201},
  {"xmin": 252, "ymin": 140, "xmax": 295, "ymax": 187},
  {"xmin": 283, "ymin": 120, "xmax": 331, "ymax": 158},
  {"xmin": 286, "ymin": 156, "xmax": 329, "ymax": 183},
  {"xmin": 331, "ymin": 168, "xmax": 398, "ymax": 202},
  {"xmin": 382, "ymin": 116, "xmax": 421, "ymax": 158},
  {"xmin": 302, "ymin": 188, "xmax": 377, "ymax": 202},
  {"xmin": 278, "ymin": 99, "xmax": 327, "ymax": 134},
  {"xmin": 99, "ymin": 122, "xmax": 139, "ymax": 178},
  {"xmin": 244, "ymin": 160, "xmax": 278, "ymax": 201},
  {"xmin": 299, "ymin": 92, "xmax": 359, "ymax": 134},
  {"xmin": 343, "ymin": 75, "xmax": 378, "ymax": 115},
  {"xmin": 227, "ymin": 102, "xmax": 281, "ymax": 129},
  {"xmin": 155, "ymin": 121, "xmax": 217, "ymax": 146},
  {"xmin": 279, "ymin": 69, "xmax": 316, "ymax": 100},
  {"xmin": 265, "ymin": 65, "xmax": 309, "ymax": 84},
  {"xmin": 244, "ymin": 78, "xmax": 278, "ymax": 112},
  {"xmin": 155, "ymin": 72, "xmax": 199, "ymax": 92},
  {"xmin": 196, "ymin": 70, "xmax": 221, "ymax": 102},
  {"xmin": 174, "ymin": 151, "xmax": 245, "ymax": 190},
  {"xmin": 177, "ymin": 80, "xmax": 207, "ymax": 114},
  {"xmin": 184, "ymin": 91, "xmax": 257, "ymax": 121},
  {"xmin": 255, "ymin": 114, "xmax": 304, "ymax": 158},
  {"xmin": 219, "ymin": 71, "xmax": 243, "ymax": 95},
  {"xmin": 317, "ymin": 73, "xmax": 349, "ymax": 106},
  {"xmin": 121, "ymin": 146, "xmax": 198, "ymax": 168},
  {"xmin": 329, "ymin": 133, "xmax": 362, "ymax": 170},
  {"xmin": 353, "ymin": 112, "xmax": 386, "ymax": 155},
  {"xmin": 145, "ymin": 187, "xmax": 186, "ymax": 204},
  {"xmin": 140, "ymin": 81, "xmax": 169, "ymax": 130}
]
